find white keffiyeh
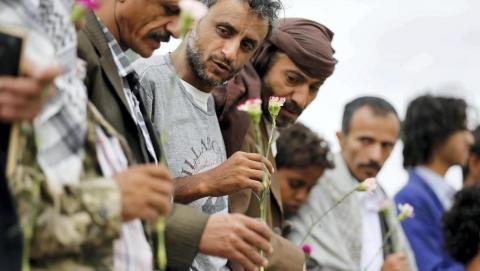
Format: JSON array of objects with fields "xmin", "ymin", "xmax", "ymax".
[{"xmin": 0, "ymin": 0, "xmax": 87, "ymax": 185}]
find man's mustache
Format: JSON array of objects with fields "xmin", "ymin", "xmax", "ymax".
[
  {"xmin": 147, "ymin": 31, "xmax": 171, "ymax": 43},
  {"xmin": 282, "ymin": 99, "xmax": 303, "ymax": 116},
  {"xmin": 210, "ymin": 55, "xmax": 233, "ymax": 73},
  {"xmin": 358, "ymin": 161, "xmax": 381, "ymax": 171}
]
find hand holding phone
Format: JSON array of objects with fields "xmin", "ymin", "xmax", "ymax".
[{"xmin": 0, "ymin": 24, "xmax": 60, "ymax": 122}]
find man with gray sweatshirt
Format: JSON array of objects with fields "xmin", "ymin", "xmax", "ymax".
[{"xmin": 133, "ymin": 0, "xmax": 282, "ymax": 270}]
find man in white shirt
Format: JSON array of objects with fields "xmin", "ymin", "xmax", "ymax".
[{"xmin": 289, "ymin": 96, "xmax": 417, "ymax": 271}]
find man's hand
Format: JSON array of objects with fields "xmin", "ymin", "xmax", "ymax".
[
  {"xmin": 114, "ymin": 164, "xmax": 174, "ymax": 222},
  {"xmin": 199, "ymin": 213, "xmax": 273, "ymax": 271},
  {"xmin": 381, "ymin": 252, "xmax": 410, "ymax": 271},
  {"xmin": 175, "ymin": 151, "xmax": 274, "ymax": 203},
  {"xmin": 0, "ymin": 66, "xmax": 60, "ymax": 122}
]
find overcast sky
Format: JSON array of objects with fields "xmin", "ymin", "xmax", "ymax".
[{"xmin": 157, "ymin": 0, "xmax": 480, "ymax": 195}]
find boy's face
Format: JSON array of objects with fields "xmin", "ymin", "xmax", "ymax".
[
  {"xmin": 276, "ymin": 165, "xmax": 325, "ymax": 216},
  {"xmin": 437, "ymin": 129, "xmax": 474, "ymax": 167}
]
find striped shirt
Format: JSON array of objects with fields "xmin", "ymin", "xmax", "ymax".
[{"xmin": 95, "ymin": 18, "xmax": 154, "ymax": 271}]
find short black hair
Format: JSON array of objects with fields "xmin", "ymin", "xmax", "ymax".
[
  {"xmin": 341, "ymin": 96, "xmax": 399, "ymax": 135},
  {"xmin": 463, "ymin": 126, "xmax": 480, "ymax": 178},
  {"xmin": 199, "ymin": 0, "xmax": 283, "ymax": 39},
  {"xmin": 276, "ymin": 122, "xmax": 334, "ymax": 170},
  {"xmin": 443, "ymin": 185, "xmax": 480, "ymax": 264},
  {"xmin": 402, "ymin": 95, "xmax": 468, "ymax": 168}
]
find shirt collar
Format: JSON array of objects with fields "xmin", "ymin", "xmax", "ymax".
[
  {"xmin": 97, "ymin": 18, "xmax": 134, "ymax": 77},
  {"xmin": 414, "ymin": 166, "xmax": 456, "ymax": 209}
]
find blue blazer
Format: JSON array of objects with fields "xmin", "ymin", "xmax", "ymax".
[{"xmin": 394, "ymin": 170, "xmax": 464, "ymax": 271}]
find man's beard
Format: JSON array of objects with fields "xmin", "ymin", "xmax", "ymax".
[{"xmin": 186, "ymin": 38, "xmax": 237, "ymax": 88}]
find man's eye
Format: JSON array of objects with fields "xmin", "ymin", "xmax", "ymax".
[
  {"xmin": 288, "ymin": 179, "xmax": 304, "ymax": 189},
  {"xmin": 217, "ymin": 26, "xmax": 231, "ymax": 37},
  {"xmin": 241, "ymin": 40, "xmax": 254, "ymax": 52},
  {"xmin": 360, "ymin": 138, "xmax": 373, "ymax": 145},
  {"xmin": 286, "ymin": 75, "xmax": 298, "ymax": 84}
]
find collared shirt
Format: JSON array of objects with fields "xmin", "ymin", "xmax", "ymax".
[
  {"xmin": 97, "ymin": 19, "xmax": 154, "ymax": 271},
  {"xmin": 415, "ymin": 166, "xmax": 456, "ymax": 209},
  {"xmin": 356, "ymin": 178, "xmax": 385, "ymax": 271},
  {"xmin": 99, "ymin": 19, "xmax": 158, "ymax": 164}
]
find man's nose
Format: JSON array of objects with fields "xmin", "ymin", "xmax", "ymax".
[
  {"xmin": 291, "ymin": 85, "xmax": 310, "ymax": 110},
  {"xmin": 166, "ymin": 16, "xmax": 181, "ymax": 38},
  {"xmin": 367, "ymin": 144, "xmax": 383, "ymax": 164},
  {"xmin": 221, "ymin": 40, "xmax": 240, "ymax": 63}
]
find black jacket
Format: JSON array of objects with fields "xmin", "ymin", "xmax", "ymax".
[{"xmin": 0, "ymin": 122, "xmax": 21, "ymax": 271}]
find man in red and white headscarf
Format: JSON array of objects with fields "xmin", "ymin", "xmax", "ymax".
[{"xmin": 213, "ymin": 17, "xmax": 337, "ymax": 271}]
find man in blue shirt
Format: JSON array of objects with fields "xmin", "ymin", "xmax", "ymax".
[{"xmin": 395, "ymin": 95, "xmax": 474, "ymax": 271}]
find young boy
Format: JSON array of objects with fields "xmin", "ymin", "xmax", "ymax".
[{"xmin": 275, "ymin": 122, "xmax": 334, "ymax": 217}]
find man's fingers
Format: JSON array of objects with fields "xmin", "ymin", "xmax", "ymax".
[
  {"xmin": 136, "ymin": 164, "xmax": 174, "ymax": 180},
  {"xmin": 238, "ymin": 222, "xmax": 273, "ymax": 255},
  {"xmin": 141, "ymin": 207, "xmax": 159, "ymax": 222},
  {"xmin": 237, "ymin": 215, "xmax": 272, "ymax": 249},
  {"xmin": 146, "ymin": 177, "xmax": 174, "ymax": 196},
  {"xmin": 244, "ymin": 159, "xmax": 265, "ymax": 171},
  {"xmin": 243, "ymin": 152, "xmax": 263, "ymax": 162},
  {"xmin": 244, "ymin": 178, "xmax": 263, "ymax": 194},
  {"xmin": 243, "ymin": 153, "xmax": 274, "ymax": 175},
  {"xmin": 146, "ymin": 192, "xmax": 171, "ymax": 215},
  {"xmin": 245, "ymin": 168, "xmax": 267, "ymax": 182},
  {"xmin": 229, "ymin": 250, "xmax": 257, "ymax": 271},
  {"xmin": 262, "ymin": 159, "xmax": 274, "ymax": 174},
  {"xmin": 0, "ymin": 105, "xmax": 40, "ymax": 121},
  {"xmin": 0, "ymin": 92, "xmax": 32, "ymax": 107},
  {"xmin": 0, "ymin": 77, "xmax": 42, "ymax": 98},
  {"xmin": 232, "ymin": 238, "xmax": 267, "ymax": 270}
]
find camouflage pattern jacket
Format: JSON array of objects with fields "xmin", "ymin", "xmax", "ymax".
[{"xmin": 6, "ymin": 103, "xmax": 125, "ymax": 270}]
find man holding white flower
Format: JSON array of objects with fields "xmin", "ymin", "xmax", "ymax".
[
  {"xmin": 212, "ymin": 17, "xmax": 338, "ymax": 271},
  {"xmin": 289, "ymin": 96, "xmax": 417, "ymax": 271},
  {"xmin": 78, "ymin": 0, "xmax": 279, "ymax": 270},
  {"xmin": 132, "ymin": 0, "xmax": 282, "ymax": 270}
]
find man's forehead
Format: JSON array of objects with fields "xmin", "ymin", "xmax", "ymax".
[
  {"xmin": 349, "ymin": 108, "xmax": 399, "ymax": 138},
  {"xmin": 271, "ymin": 53, "xmax": 323, "ymax": 84},
  {"xmin": 206, "ymin": 0, "xmax": 268, "ymax": 36}
]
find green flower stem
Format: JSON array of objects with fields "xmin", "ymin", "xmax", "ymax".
[
  {"xmin": 22, "ymin": 175, "xmax": 42, "ymax": 271},
  {"xmin": 156, "ymin": 216, "xmax": 167, "ymax": 271},
  {"xmin": 253, "ymin": 121, "xmax": 268, "ymax": 271},
  {"xmin": 154, "ymin": 69, "xmax": 179, "ymax": 271},
  {"xmin": 254, "ymin": 122, "xmax": 264, "ymax": 156},
  {"xmin": 70, "ymin": 5, "xmax": 86, "ymax": 23},
  {"xmin": 299, "ymin": 188, "xmax": 357, "ymax": 245},
  {"xmin": 265, "ymin": 118, "xmax": 276, "ymax": 160}
]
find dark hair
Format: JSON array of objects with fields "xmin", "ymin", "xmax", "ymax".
[
  {"xmin": 402, "ymin": 95, "xmax": 468, "ymax": 168},
  {"xmin": 275, "ymin": 122, "xmax": 334, "ymax": 170},
  {"xmin": 199, "ymin": 0, "xmax": 282, "ymax": 39},
  {"xmin": 341, "ymin": 96, "xmax": 399, "ymax": 135},
  {"xmin": 442, "ymin": 185, "xmax": 480, "ymax": 264},
  {"xmin": 463, "ymin": 126, "xmax": 480, "ymax": 178}
]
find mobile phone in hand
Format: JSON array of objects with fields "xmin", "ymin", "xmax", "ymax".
[{"xmin": 0, "ymin": 25, "xmax": 25, "ymax": 76}]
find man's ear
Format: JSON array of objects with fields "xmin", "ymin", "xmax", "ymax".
[{"xmin": 336, "ymin": 131, "xmax": 346, "ymax": 150}]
